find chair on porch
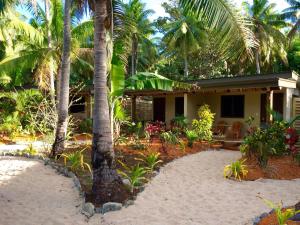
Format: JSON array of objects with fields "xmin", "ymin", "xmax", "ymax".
[
  {"xmin": 213, "ymin": 121, "xmax": 227, "ymax": 135},
  {"xmin": 231, "ymin": 121, "xmax": 243, "ymax": 139}
]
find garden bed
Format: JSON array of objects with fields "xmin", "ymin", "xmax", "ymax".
[
  {"xmin": 57, "ymin": 137, "xmax": 206, "ymax": 206},
  {"xmin": 243, "ymin": 156, "xmax": 300, "ymax": 181}
]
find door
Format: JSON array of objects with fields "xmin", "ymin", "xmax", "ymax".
[
  {"xmin": 273, "ymin": 93, "xmax": 284, "ymax": 116},
  {"xmin": 260, "ymin": 94, "xmax": 267, "ymax": 124},
  {"xmin": 153, "ymin": 97, "xmax": 165, "ymax": 122}
]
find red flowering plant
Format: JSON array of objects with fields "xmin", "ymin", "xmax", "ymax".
[
  {"xmin": 145, "ymin": 121, "xmax": 165, "ymax": 141},
  {"xmin": 285, "ymin": 127, "xmax": 299, "ymax": 156}
]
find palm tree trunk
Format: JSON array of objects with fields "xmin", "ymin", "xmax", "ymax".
[
  {"xmin": 92, "ymin": 0, "xmax": 129, "ymax": 205},
  {"xmin": 184, "ymin": 40, "xmax": 188, "ymax": 77},
  {"xmin": 45, "ymin": 0, "xmax": 55, "ymax": 105},
  {"xmin": 255, "ymin": 49, "xmax": 261, "ymax": 74},
  {"xmin": 131, "ymin": 37, "xmax": 137, "ymax": 76},
  {"xmin": 51, "ymin": 0, "xmax": 71, "ymax": 157}
]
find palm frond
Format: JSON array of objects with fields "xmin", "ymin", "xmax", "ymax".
[{"xmin": 180, "ymin": 0, "xmax": 258, "ymax": 60}]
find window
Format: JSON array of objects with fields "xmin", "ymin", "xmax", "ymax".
[
  {"xmin": 175, "ymin": 97, "xmax": 184, "ymax": 117},
  {"xmin": 221, "ymin": 95, "xmax": 244, "ymax": 118},
  {"xmin": 70, "ymin": 96, "xmax": 85, "ymax": 113}
]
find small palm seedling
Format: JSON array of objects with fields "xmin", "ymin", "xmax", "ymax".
[
  {"xmin": 136, "ymin": 152, "xmax": 163, "ymax": 172},
  {"xmin": 60, "ymin": 148, "xmax": 92, "ymax": 175},
  {"xmin": 224, "ymin": 159, "xmax": 248, "ymax": 181},
  {"xmin": 185, "ymin": 130, "xmax": 198, "ymax": 147},
  {"xmin": 259, "ymin": 197, "xmax": 300, "ymax": 225},
  {"xmin": 117, "ymin": 161, "xmax": 147, "ymax": 192},
  {"xmin": 22, "ymin": 144, "xmax": 38, "ymax": 156}
]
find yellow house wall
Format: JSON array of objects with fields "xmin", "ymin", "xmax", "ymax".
[{"xmin": 186, "ymin": 92, "xmax": 261, "ymax": 132}]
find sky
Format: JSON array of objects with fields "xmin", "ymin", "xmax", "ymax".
[{"xmin": 143, "ymin": 0, "xmax": 290, "ymax": 21}]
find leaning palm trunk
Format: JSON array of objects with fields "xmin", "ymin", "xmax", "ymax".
[
  {"xmin": 92, "ymin": 0, "xmax": 129, "ymax": 205},
  {"xmin": 51, "ymin": 0, "xmax": 71, "ymax": 157},
  {"xmin": 45, "ymin": 0, "xmax": 55, "ymax": 105}
]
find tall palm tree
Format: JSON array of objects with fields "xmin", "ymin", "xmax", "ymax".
[
  {"xmin": 282, "ymin": 0, "xmax": 300, "ymax": 39},
  {"xmin": 52, "ymin": 0, "xmax": 71, "ymax": 156},
  {"xmin": 161, "ymin": 4, "xmax": 207, "ymax": 77},
  {"xmin": 122, "ymin": 0, "xmax": 155, "ymax": 75},
  {"xmin": 180, "ymin": 0, "xmax": 257, "ymax": 62},
  {"xmin": 243, "ymin": 0, "xmax": 288, "ymax": 74},
  {"xmin": 91, "ymin": 0, "xmax": 130, "ymax": 205}
]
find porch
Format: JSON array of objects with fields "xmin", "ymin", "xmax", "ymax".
[{"xmin": 125, "ymin": 72, "xmax": 300, "ymax": 139}]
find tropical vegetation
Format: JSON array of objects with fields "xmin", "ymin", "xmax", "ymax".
[{"xmin": 1, "ymin": 0, "xmax": 300, "ymax": 205}]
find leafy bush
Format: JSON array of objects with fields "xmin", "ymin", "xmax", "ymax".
[
  {"xmin": 0, "ymin": 90, "xmax": 43, "ymax": 136},
  {"xmin": 185, "ymin": 129, "xmax": 198, "ymax": 147},
  {"xmin": 170, "ymin": 116, "xmax": 188, "ymax": 134},
  {"xmin": 144, "ymin": 121, "xmax": 165, "ymax": 137},
  {"xmin": 241, "ymin": 120, "xmax": 288, "ymax": 168},
  {"xmin": 22, "ymin": 144, "xmax": 38, "ymax": 156},
  {"xmin": 78, "ymin": 118, "xmax": 92, "ymax": 133},
  {"xmin": 192, "ymin": 104, "xmax": 215, "ymax": 141},
  {"xmin": 285, "ymin": 127, "xmax": 299, "ymax": 156},
  {"xmin": 260, "ymin": 197, "xmax": 300, "ymax": 225},
  {"xmin": 117, "ymin": 162, "xmax": 147, "ymax": 192},
  {"xmin": 160, "ymin": 131, "xmax": 178, "ymax": 151},
  {"xmin": 60, "ymin": 148, "xmax": 92, "ymax": 175},
  {"xmin": 136, "ymin": 152, "xmax": 163, "ymax": 172},
  {"xmin": 224, "ymin": 159, "xmax": 248, "ymax": 181}
]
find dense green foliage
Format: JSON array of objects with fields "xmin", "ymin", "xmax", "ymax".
[{"xmin": 192, "ymin": 104, "xmax": 215, "ymax": 141}]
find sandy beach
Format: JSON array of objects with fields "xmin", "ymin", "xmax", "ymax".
[{"xmin": 1, "ymin": 151, "xmax": 300, "ymax": 225}]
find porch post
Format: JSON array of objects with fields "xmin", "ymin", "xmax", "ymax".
[
  {"xmin": 266, "ymin": 90, "xmax": 274, "ymax": 123},
  {"xmin": 184, "ymin": 93, "xmax": 188, "ymax": 118},
  {"xmin": 283, "ymin": 88, "xmax": 293, "ymax": 121},
  {"xmin": 131, "ymin": 95, "xmax": 137, "ymax": 122}
]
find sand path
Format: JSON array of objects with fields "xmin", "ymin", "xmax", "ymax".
[
  {"xmin": 100, "ymin": 150, "xmax": 300, "ymax": 225},
  {"xmin": 1, "ymin": 151, "xmax": 300, "ymax": 225},
  {"xmin": 0, "ymin": 157, "xmax": 89, "ymax": 225}
]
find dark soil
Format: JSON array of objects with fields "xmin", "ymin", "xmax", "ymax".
[{"xmin": 243, "ymin": 155, "xmax": 300, "ymax": 180}]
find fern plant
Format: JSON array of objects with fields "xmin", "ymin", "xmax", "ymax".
[
  {"xmin": 117, "ymin": 161, "xmax": 147, "ymax": 192},
  {"xmin": 224, "ymin": 159, "xmax": 248, "ymax": 181},
  {"xmin": 136, "ymin": 152, "xmax": 163, "ymax": 172},
  {"xmin": 60, "ymin": 148, "xmax": 92, "ymax": 175}
]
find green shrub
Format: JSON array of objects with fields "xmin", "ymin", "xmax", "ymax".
[
  {"xmin": 260, "ymin": 197, "xmax": 300, "ymax": 225},
  {"xmin": 22, "ymin": 144, "xmax": 38, "ymax": 156},
  {"xmin": 170, "ymin": 116, "xmax": 188, "ymax": 134},
  {"xmin": 223, "ymin": 159, "xmax": 248, "ymax": 181},
  {"xmin": 185, "ymin": 129, "xmax": 198, "ymax": 147},
  {"xmin": 78, "ymin": 118, "xmax": 92, "ymax": 133},
  {"xmin": 241, "ymin": 120, "xmax": 288, "ymax": 168},
  {"xmin": 117, "ymin": 162, "xmax": 147, "ymax": 192},
  {"xmin": 192, "ymin": 104, "xmax": 215, "ymax": 141},
  {"xmin": 136, "ymin": 152, "xmax": 163, "ymax": 172},
  {"xmin": 60, "ymin": 148, "xmax": 92, "ymax": 175}
]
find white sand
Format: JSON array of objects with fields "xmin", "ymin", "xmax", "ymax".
[
  {"xmin": 1, "ymin": 151, "xmax": 300, "ymax": 225},
  {"xmin": 0, "ymin": 157, "xmax": 89, "ymax": 225},
  {"xmin": 100, "ymin": 151, "xmax": 300, "ymax": 225}
]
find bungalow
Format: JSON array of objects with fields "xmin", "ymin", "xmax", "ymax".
[{"xmin": 125, "ymin": 71, "xmax": 300, "ymax": 137}]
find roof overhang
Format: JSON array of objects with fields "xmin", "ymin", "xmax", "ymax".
[{"xmin": 124, "ymin": 71, "xmax": 300, "ymax": 96}]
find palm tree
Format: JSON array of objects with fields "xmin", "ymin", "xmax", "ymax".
[
  {"xmin": 51, "ymin": 0, "xmax": 71, "ymax": 156},
  {"xmin": 121, "ymin": 0, "xmax": 155, "ymax": 75},
  {"xmin": 243, "ymin": 0, "xmax": 288, "ymax": 74},
  {"xmin": 283, "ymin": 0, "xmax": 300, "ymax": 39},
  {"xmin": 161, "ymin": 4, "xmax": 207, "ymax": 77},
  {"xmin": 91, "ymin": 0, "xmax": 130, "ymax": 205},
  {"xmin": 179, "ymin": 0, "xmax": 257, "ymax": 63}
]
